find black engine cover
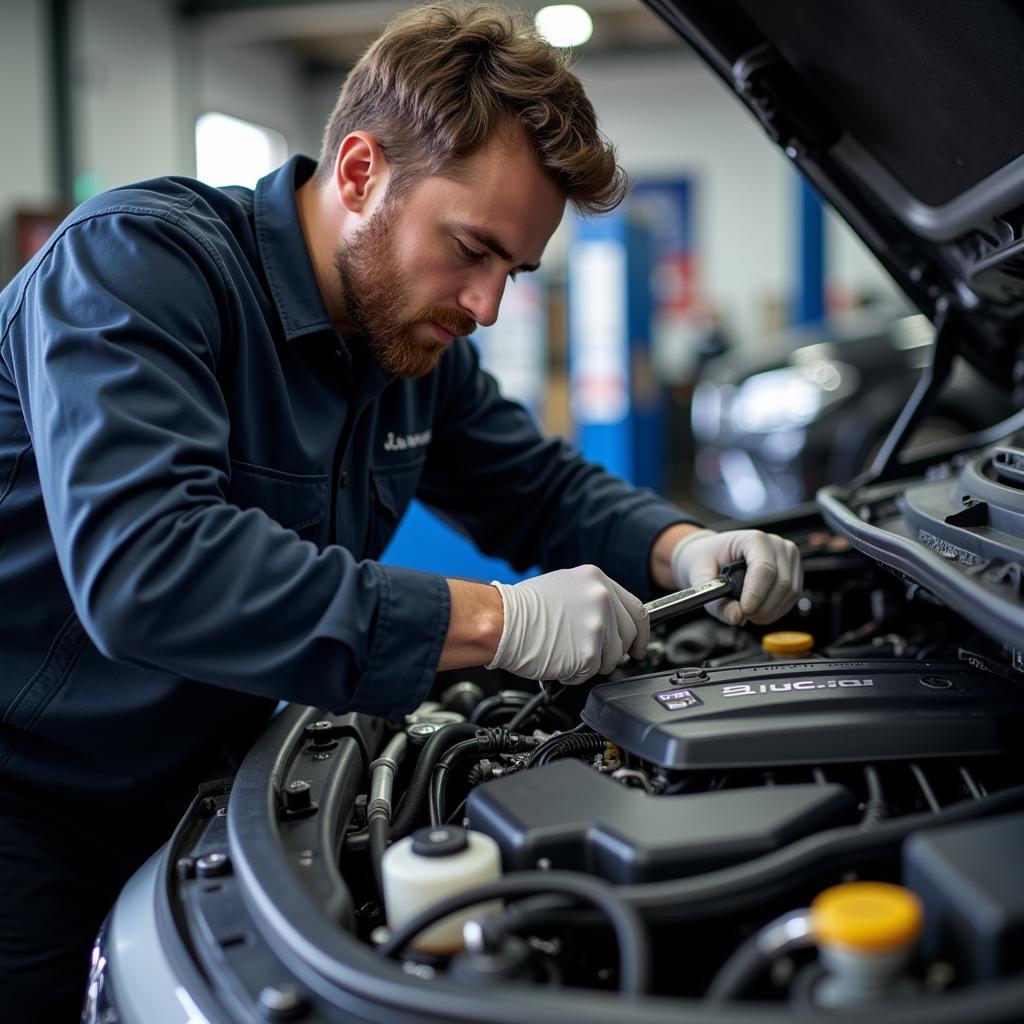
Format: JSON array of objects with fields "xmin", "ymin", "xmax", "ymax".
[
  {"xmin": 582, "ymin": 659, "xmax": 1024, "ymax": 769},
  {"xmin": 466, "ymin": 758, "xmax": 854, "ymax": 883}
]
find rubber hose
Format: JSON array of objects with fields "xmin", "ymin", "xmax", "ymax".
[
  {"xmin": 507, "ymin": 687, "xmax": 554, "ymax": 731},
  {"xmin": 860, "ymin": 764, "xmax": 888, "ymax": 828},
  {"xmin": 468, "ymin": 691, "xmax": 529, "ymax": 726},
  {"xmin": 430, "ymin": 729, "xmax": 539, "ymax": 825},
  {"xmin": 704, "ymin": 932, "xmax": 772, "ymax": 1002},
  {"xmin": 528, "ymin": 731, "xmax": 604, "ymax": 768},
  {"xmin": 368, "ymin": 814, "xmax": 390, "ymax": 905},
  {"xmin": 617, "ymin": 783, "xmax": 1024, "ymax": 923},
  {"xmin": 389, "ymin": 721, "xmax": 479, "ymax": 840},
  {"xmin": 376, "ymin": 870, "xmax": 651, "ymax": 996}
]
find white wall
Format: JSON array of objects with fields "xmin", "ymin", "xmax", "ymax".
[
  {"xmin": 192, "ymin": 34, "xmax": 317, "ymax": 158},
  {"xmin": 0, "ymin": 0, "xmax": 56, "ymax": 282},
  {"xmin": 71, "ymin": 0, "xmax": 311, "ymax": 192},
  {"xmin": 577, "ymin": 52, "xmax": 902, "ymax": 346},
  {"xmin": 0, "ymin": 0, "xmax": 311, "ymax": 287},
  {"xmin": 73, "ymin": 0, "xmax": 185, "ymax": 190},
  {"xmin": 2, "ymin": 0, "xmax": 901, "ymax": 336}
]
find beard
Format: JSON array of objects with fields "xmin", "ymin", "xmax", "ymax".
[{"xmin": 333, "ymin": 201, "xmax": 477, "ymax": 378}]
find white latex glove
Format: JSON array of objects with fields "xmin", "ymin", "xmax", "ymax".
[
  {"xmin": 486, "ymin": 565, "xmax": 649, "ymax": 685},
  {"xmin": 670, "ymin": 529, "xmax": 802, "ymax": 626}
]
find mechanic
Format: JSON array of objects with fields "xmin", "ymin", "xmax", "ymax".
[{"xmin": 0, "ymin": 3, "xmax": 801, "ymax": 1018}]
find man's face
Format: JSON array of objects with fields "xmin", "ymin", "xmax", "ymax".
[{"xmin": 334, "ymin": 130, "xmax": 566, "ymax": 378}]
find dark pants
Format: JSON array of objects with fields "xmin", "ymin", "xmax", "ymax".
[{"xmin": 0, "ymin": 782, "xmax": 185, "ymax": 1024}]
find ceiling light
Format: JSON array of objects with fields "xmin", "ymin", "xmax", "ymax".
[{"xmin": 535, "ymin": 4, "xmax": 593, "ymax": 47}]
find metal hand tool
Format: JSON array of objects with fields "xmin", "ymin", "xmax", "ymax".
[
  {"xmin": 538, "ymin": 560, "xmax": 748, "ymax": 702},
  {"xmin": 643, "ymin": 559, "xmax": 747, "ymax": 625}
]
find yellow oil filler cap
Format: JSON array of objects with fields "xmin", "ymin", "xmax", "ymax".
[
  {"xmin": 811, "ymin": 882, "xmax": 924, "ymax": 952},
  {"xmin": 761, "ymin": 631, "xmax": 815, "ymax": 656}
]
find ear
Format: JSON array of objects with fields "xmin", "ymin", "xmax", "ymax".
[{"xmin": 332, "ymin": 131, "xmax": 390, "ymax": 214}]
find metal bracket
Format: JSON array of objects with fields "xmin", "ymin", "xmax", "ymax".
[
  {"xmin": 853, "ymin": 303, "xmax": 961, "ymax": 487},
  {"xmin": 731, "ymin": 44, "xmax": 839, "ymax": 156}
]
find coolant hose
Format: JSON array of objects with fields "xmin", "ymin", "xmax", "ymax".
[
  {"xmin": 429, "ymin": 728, "xmax": 540, "ymax": 826},
  {"xmin": 377, "ymin": 870, "xmax": 651, "ymax": 995},
  {"xmin": 367, "ymin": 731, "xmax": 408, "ymax": 902},
  {"xmin": 368, "ymin": 815, "xmax": 390, "ymax": 902},
  {"xmin": 706, "ymin": 908, "xmax": 813, "ymax": 1001},
  {"xmin": 389, "ymin": 722, "xmax": 479, "ymax": 840},
  {"xmin": 526, "ymin": 730, "xmax": 605, "ymax": 768},
  {"xmin": 468, "ymin": 690, "xmax": 530, "ymax": 725},
  {"xmin": 617, "ymin": 783, "xmax": 1024, "ymax": 923}
]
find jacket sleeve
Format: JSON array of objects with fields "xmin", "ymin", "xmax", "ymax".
[
  {"xmin": 418, "ymin": 340, "xmax": 698, "ymax": 600},
  {"xmin": 2, "ymin": 209, "xmax": 447, "ymax": 717}
]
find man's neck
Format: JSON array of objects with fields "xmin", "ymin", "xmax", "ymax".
[{"xmin": 295, "ymin": 176, "xmax": 355, "ymax": 336}]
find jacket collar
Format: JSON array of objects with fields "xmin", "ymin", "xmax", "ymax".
[{"xmin": 253, "ymin": 154, "xmax": 334, "ymax": 343}]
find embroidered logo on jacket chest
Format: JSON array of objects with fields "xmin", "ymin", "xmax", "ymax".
[{"xmin": 383, "ymin": 429, "xmax": 432, "ymax": 452}]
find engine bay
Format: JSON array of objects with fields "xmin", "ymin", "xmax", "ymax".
[{"xmin": 104, "ymin": 449, "xmax": 1024, "ymax": 1023}]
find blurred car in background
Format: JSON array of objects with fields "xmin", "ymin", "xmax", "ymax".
[{"xmin": 690, "ymin": 309, "xmax": 1018, "ymax": 518}]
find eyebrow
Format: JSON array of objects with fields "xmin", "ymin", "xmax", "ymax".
[{"xmin": 457, "ymin": 222, "xmax": 541, "ymax": 273}]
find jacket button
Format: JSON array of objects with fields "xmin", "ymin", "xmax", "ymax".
[{"xmin": 338, "ymin": 470, "xmax": 349, "ymax": 488}]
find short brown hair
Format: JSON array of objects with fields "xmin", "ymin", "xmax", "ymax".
[{"xmin": 316, "ymin": 2, "xmax": 627, "ymax": 214}]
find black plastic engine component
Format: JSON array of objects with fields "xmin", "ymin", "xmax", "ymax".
[
  {"xmin": 582, "ymin": 659, "xmax": 1024, "ymax": 769},
  {"xmin": 465, "ymin": 758, "xmax": 854, "ymax": 883},
  {"xmin": 904, "ymin": 810, "xmax": 1024, "ymax": 982},
  {"xmin": 818, "ymin": 446, "xmax": 1024, "ymax": 651}
]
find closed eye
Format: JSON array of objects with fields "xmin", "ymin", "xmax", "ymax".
[
  {"xmin": 452, "ymin": 220, "xmax": 540, "ymax": 279},
  {"xmin": 456, "ymin": 238, "xmax": 519, "ymax": 281},
  {"xmin": 456, "ymin": 239, "xmax": 484, "ymax": 263}
]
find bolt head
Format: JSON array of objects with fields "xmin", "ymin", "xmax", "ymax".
[
  {"xmin": 283, "ymin": 780, "xmax": 312, "ymax": 809},
  {"xmin": 258, "ymin": 983, "xmax": 307, "ymax": 1021},
  {"xmin": 196, "ymin": 852, "xmax": 231, "ymax": 878},
  {"xmin": 462, "ymin": 919, "xmax": 487, "ymax": 954}
]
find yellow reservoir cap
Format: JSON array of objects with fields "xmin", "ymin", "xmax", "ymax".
[
  {"xmin": 761, "ymin": 631, "xmax": 815, "ymax": 655},
  {"xmin": 811, "ymin": 882, "xmax": 923, "ymax": 952}
]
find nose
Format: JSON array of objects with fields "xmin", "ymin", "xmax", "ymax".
[{"xmin": 458, "ymin": 271, "xmax": 506, "ymax": 328}]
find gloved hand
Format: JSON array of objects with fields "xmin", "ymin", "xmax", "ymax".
[
  {"xmin": 670, "ymin": 529, "xmax": 802, "ymax": 626},
  {"xmin": 487, "ymin": 565, "xmax": 649, "ymax": 685}
]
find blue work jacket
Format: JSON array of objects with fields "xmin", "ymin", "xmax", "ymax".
[{"xmin": 0, "ymin": 155, "xmax": 691, "ymax": 799}]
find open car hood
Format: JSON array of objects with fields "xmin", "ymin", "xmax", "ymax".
[{"xmin": 643, "ymin": 0, "xmax": 1024, "ymax": 389}]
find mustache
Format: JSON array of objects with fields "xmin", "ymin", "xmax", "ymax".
[{"xmin": 409, "ymin": 306, "xmax": 477, "ymax": 338}]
